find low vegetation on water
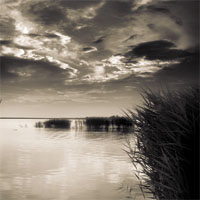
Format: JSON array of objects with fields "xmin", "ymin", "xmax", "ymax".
[
  {"xmin": 35, "ymin": 121, "xmax": 43, "ymax": 128},
  {"xmin": 35, "ymin": 119, "xmax": 71, "ymax": 129},
  {"xmin": 85, "ymin": 116, "xmax": 133, "ymax": 131},
  {"xmin": 125, "ymin": 87, "xmax": 199, "ymax": 199},
  {"xmin": 35, "ymin": 116, "xmax": 133, "ymax": 131}
]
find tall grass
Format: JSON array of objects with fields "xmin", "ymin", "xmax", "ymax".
[{"xmin": 126, "ymin": 87, "xmax": 199, "ymax": 199}]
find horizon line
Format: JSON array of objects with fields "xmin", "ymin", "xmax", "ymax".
[
  {"xmin": 0, "ymin": 115, "xmax": 123, "ymax": 119},
  {"xmin": 0, "ymin": 117, "xmax": 85, "ymax": 119}
]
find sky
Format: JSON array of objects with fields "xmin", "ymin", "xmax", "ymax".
[{"xmin": 0, "ymin": 0, "xmax": 199, "ymax": 118}]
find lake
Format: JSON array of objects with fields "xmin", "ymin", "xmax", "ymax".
[{"xmin": 0, "ymin": 119, "xmax": 144, "ymax": 200}]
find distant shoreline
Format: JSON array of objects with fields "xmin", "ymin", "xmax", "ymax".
[{"xmin": 0, "ymin": 117, "xmax": 85, "ymax": 120}]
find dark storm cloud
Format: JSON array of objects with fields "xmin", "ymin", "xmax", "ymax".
[
  {"xmin": 125, "ymin": 40, "xmax": 192, "ymax": 61},
  {"xmin": 0, "ymin": 40, "xmax": 12, "ymax": 45}
]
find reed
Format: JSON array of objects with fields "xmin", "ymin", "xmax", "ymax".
[
  {"xmin": 85, "ymin": 117, "xmax": 110, "ymax": 130},
  {"xmin": 85, "ymin": 116, "xmax": 133, "ymax": 131},
  {"xmin": 125, "ymin": 87, "xmax": 199, "ymax": 199},
  {"xmin": 43, "ymin": 119, "xmax": 70, "ymax": 129},
  {"xmin": 35, "ymin": 121, "xmax": 43, "ymax": 128}
]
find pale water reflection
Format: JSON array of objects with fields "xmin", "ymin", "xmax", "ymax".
[{"xmin": 0, "ymin": 119, "xmax": 144, "ymax": 200}]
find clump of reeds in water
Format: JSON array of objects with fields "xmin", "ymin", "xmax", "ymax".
[
  {"xmin": 125, "ymin": 87, "xmax": 199, "ymax": 199},
  {"xmin": 43, "ymin": 119, "xmax": 70, "ymax": 129},
  {"xmin": 86, "ymin": 117, "xmax": 110, "ymax": 130},
  {"xmin": 35, "ymin": 121, "xmax": 43, "ymax": 128},
  {"xmin": 110, "ymin": 116, "xmax": 133, "ymax": 130},
  {"xmin": 85, "ymin": 116, "xmax": 133, "ymax": 131}
]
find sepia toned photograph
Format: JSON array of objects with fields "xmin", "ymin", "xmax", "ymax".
[{"xmin": 0, "ymin": 0, "xmax": 199, "ymax": 199}]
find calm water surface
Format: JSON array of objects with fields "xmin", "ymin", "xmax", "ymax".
[{"xmin": 0, "ymin": 119, "xmax": 143, "ymax": 200}]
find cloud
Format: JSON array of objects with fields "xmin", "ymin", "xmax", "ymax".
[
  {"xmin": 97, "ymin": 2, "xmax": 183, "ymax": 54},
  {"xmin": 78, "ymin": 53, "xmax": 181, "ymax": 83},
  {"xmin": 21, "ymin": 0, "xmax": 104, "ymax": 32},
  {"xmin": 147, "ymin": 24, "xmax": 180, "ymax": 42},
  {"xmin": 59, "ymin": 0, "xmax": 102, "ymax": 10},
  {"xmin": 154, "ymin": 50, "xmax": 199, "ymax": 85},
  {"xmin": 101, "ymin": 0, "xmax": 198, "ymax": 54},
  {"xmin": 10, "ymin": 89, "xmax": 110, "ymax": 104},
  {"xmin": 0, "ymin": 0, "xmax": 199, "ymax": 117},
  {"xmin": 124, "ymin": 34, "xmax": 137, "ymax": 42},
  {"xmin": 144, "ymin": 5, "xmax": 183, "ymax": 26},
  {"xmin": 0, "ymin": 28, "xmax": 81, "ymax": 72},
  {"xmin": 93, "ymin": 1, "xmax": 133, "ymax": 30},
  {"xmin": 82, "ymin": 46, "xmax": 97, "ymax": 53},
  {"xmin": 0, "ymin": 56, "xmax": 77, "ymax": 87},
  {"xmin": 45, "ymin": 56, "xmax": 78, "ymax": 78},
  {"xmin": 66, "ymin": 1, "xmax": 105, "ymax": 21},
  {"xmin": 146, "ymin": 5, "xmax": 170, "ymax": 14},
  {"xmin": 13, "ymin": 31, "xmax": 71, "ymax": 50},
  {"xmin": 0, "ymin": 17, "xmax": 16, "ymax": 39},
  {"xmin": 43, "ymin": 33, "xmax": 60, "ymax": 39},
  {"xmin": 0, "ymin": 40, "xmax": 12, "ymax": 45},
  {"xmin": 132, "ymin": 0, "xmax": 154, "ymax": 11},
  {"xmin": 125, "ymin": 40, "xmax": 191, "ymax": 61},
  {"xmin": 146, "ymin": 1, "xmax": 199, "ymax": 48},
  {"xmin": 93, "ymin": 36, "xmax": 106, "ymax": 44},
  {"xmin": 26, "ymin": 2, "xmax": 66, "ymax": 26},
  {"xmin": 1, "ymin": 46, "xmax": 25, "ymax": 57}
]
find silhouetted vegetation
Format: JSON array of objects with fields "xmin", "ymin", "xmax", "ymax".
[
  {"xmin": 35, "ymin": 121, "xmax": 43, "ymax": 128},
  {"xmin": 125, "ymin": 87, "xmax": 199, "ymax": 199},
  {"xmin": 110, "ymin": 116, "xmax": 133, "ymax": 130},
  {"xmin": 85, "ymin": 116, "xmax": 133, "ymax": 131},
  {"xmin": 43, "ymin": 119, "xmax": 70, "ymax": 129}
]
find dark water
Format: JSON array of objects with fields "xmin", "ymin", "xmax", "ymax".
[{"xmin": 0, "ymin": 119, "xmax": 144, "ymax": 200}]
